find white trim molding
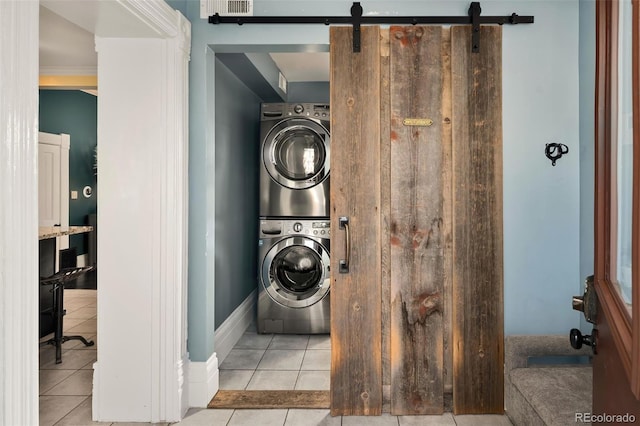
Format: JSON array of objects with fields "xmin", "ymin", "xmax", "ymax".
[
  {"xmin": 93, "ymin": 34, "xmax": 190, "ymax": 426},
  {"xmin": 119, "ymin": 0, "xmax": 180, "ymax": 37},
  {"xmin": 88, "ymin": 5, "xmax": 191, "ymax": 424},
  {"xmin": 187, "ymin": 290, "xmax": 257, "ymax": 408},
  {"xmin": 188, "ymin": 353, "xmax": 220, "ymax": 408},
  {"xmin": 214, "ymin": 290, "xmax": 257, "ymax": 367},
  {"xmin": 0, "ymin": 1, "xmax": 40, "ymax": 425}
]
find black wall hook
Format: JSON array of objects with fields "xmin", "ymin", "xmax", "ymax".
[{"xmin": 545, "ymin": 143, "xmax": 569, "ymax": 166}]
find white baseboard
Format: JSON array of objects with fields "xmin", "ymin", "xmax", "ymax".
[
  {"xmin": 214, "ymin": 289, "xmax": 257, "ymax": 364},
  {"xmin": 187, "ymin": 290, "xmax": 256, "ymax": 408},
  {"xmin": 188, "ymin": 353, "xmax": 219, "ymax": 408}
]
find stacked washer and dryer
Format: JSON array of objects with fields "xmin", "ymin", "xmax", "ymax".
[{"xmin": 257, "ymin": 103, "xmax": 331, "ymax": 334}]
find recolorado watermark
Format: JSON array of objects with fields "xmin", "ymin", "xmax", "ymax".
[{"xmin": 576, "ymin": 412, "xmax": 637, "ymax": 423}]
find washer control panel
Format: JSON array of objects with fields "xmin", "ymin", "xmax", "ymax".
[
  {"xmin": 260, "ymin": 219, "xmax": 330, "ymax": 238},
  {"xmin": 286, "ymin": 103, "xmax": 330, "ymax": 119}
]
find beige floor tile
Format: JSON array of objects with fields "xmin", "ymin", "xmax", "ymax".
[
  {"xmin": 399, "ymin": 413, "xmax": 456, "ymax": 425},
  {"xmin": 64, "ymin": 298, "xmax": 97, "ymax": 311},
  {"xmin": 65, "ymin": 289, "xmax": 97, "ymax": 298},
  {"xmin": 228, "ymin": 409, "xmax": 288, "ymax": 426},
  {"xmin": 234, "ymin": 332, "xmax": 274, "ymax": 349},
  {"xmin": 284, "ymin": 409, "xmax": 341, "ymax": 426},
  {"xmin": 115, "ymin": 423, "xmax": 168, "ymax": 425},
  {"xmin": 269, "ymin": 334, "xmax": 310, "ymax": 349},
  {"xmin": 66, "ymin": 318, "xmax": 97, "ymax": 334},
  {"xmin": 246, "ymin": 370, "xmax": 299, "ymax": 390},
  {"xmin": 43, "ymin": 369, "xmax": 93, "ymax": 396},
  {"xmin": 307, "ymin": 335, "xmax": 331, "ymax": 350},
  {"xmin": 39, "ymin": 395, "xmax": 86, "ymax": 426},
  {"xmin": 64, "ymin": 306, "xmax": 97, "ymax": 320},
  {"xmin": 301, "ymin": 349, "xmax": 330, "ymax": 370},
  {"xmin": 284, "ymin": 409, "xmax": 342, "ymax": 426},
  {"xmin": 219, "ymin": 349, "xmax": 265, "ymax": 370},
  {"xmin": 219, "ymin": 370, "xmax": 254, "ymax": 390},
  {"xmin": 39, "ymin": 344, "xmax": 58, "ymax": 367},
  {"xmin": 173, "ymin": 408, "xmax": 234, "ymax": 425},
  {"xmin": 40, "ymin": 348, "xmax": 97, "ymax": 370},
  {"xmin": 453, "ymin": 414, "xmax": 513, "ymax": 425},
  {"xmin": 342, "ymin": 413, "xmax": 400, "ymax": 425},
  {"xmin": 39, "ymin": 369, "xmax": 75, "ymax": 395},
  {"xmin": 54, "ymin": 396, "xmax": 111, "ymax": 425},
  {"xmin": 295, "ymin": 370, "xmax": 330, "ymax": 390},
  {"xmin": 62, "ymin": 318, "xmax": 87, "ymax": 331},
  {"xmin": 257, "ymin": 349, "xmax": 305, "ymax": 370}
]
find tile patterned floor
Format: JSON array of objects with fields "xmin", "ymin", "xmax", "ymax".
[
  {"xmin": 218, "ymin": 329, "xmax": 331, "ymax": 392},
  {"xmin": 39, "ymin": 289, "xmax": 103, "ymax": 426},
  {"xmin": 39, "ymin": 290, "xmax": 513, "ymax": 425}
]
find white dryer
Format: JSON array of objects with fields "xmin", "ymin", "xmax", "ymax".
[{"xmin": 257, "ymin": 218, "xmax": 330, "ymax": 334}]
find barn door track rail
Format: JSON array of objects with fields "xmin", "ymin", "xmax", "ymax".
[{"xmin": 208, "ymin": 2, "xmax": 534, "ymax": 53}]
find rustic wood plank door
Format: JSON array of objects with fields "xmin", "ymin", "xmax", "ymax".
[
  {"xmin": 331, "ymin": 24, "xmax": 503, "ymax": 416},
  {"xmin": 330, "ymin": 25, "xmax": 383, "ymax": 416},
  {"xmin": 451, "ymin": 25, "xmax": 504, "ymax": 414},
  {"xmin": 388, "ymin": 25, "xmax": 448, "ymax": 415}
]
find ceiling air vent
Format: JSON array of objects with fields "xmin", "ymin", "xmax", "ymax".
[
  {"xmin": 200, "ymin": 0, "xmax": 253, "ymax": 19},
  {"xmin": 278, "ymin": 72, "xmax": 288, "ymax": 94}
]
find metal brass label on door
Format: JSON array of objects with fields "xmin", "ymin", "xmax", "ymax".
[{"xmin": 402, "ymin": 118, "xmax": 433, "ymax": 127}]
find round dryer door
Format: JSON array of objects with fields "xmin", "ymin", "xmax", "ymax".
[
  {"xmin": 263, "ymin": 118, "xmax": 330, "ymax": 190},
  {"xmin": 261, "ymin": 236, "xmax": 330, "ymax": 308}
]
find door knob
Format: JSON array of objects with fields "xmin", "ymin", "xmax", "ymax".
[{"xmin": 569, "ymin": 328, "xmax": 597, "ymax": 354}]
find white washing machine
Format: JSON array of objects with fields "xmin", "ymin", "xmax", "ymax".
[
  {"xmin": 259, "ymin": 103, "xmax": 330, "ymax": 218},
  {"xmin": 257, "ymin": 218, "xmax": 330, "ymax": 334}
]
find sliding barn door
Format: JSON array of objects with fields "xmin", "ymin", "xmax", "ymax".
[
  {"xmin": 330, "ymin": 26, "xmax": 382, "ymax": 416},
  {"xmin": 331, "ymin": 24, "xmax": 502, "ymax": 416}
]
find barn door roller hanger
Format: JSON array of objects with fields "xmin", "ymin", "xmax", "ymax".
[{"xmin": 209, "ymin": 2, "xmax": 534, "ymax": 53}]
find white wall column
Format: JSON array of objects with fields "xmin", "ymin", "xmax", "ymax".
[
  {"xmin": 0, "ymin": 1, "xmax": 39, "ymax": 425},
  {"xmin": 92, "ymin": 9, "xmax": 191, "ymax": 423}
]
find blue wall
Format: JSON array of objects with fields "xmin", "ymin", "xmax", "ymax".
[
  {"xmin": 39, "ymin": 90, "xmax": 97, "ymax": 256},
  {"xmin": 214, "ymin": 57, "xmax": 262, "ymax": 327},
  {"xmin": 287, "ymin": 82, "xmax": 330, "ymax": 103},
  {"xmin": 181, "ymin": 0, "xmax": 584, "ymax": 362}
]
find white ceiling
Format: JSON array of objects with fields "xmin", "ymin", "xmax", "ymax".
[
  {"xmin": 40, "ymin": 6, "xmax": 329, "ymax": 83},
  {"xmin": 39, "ymin": 5, "xmax": 97, "ymax": 75},
  {"xmin": 269, "ymin": 52, "xmax": 329, "ymax": 82}
]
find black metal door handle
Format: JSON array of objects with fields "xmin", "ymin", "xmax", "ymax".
[{"xmin": 339, "ymin": 216, "xmax": 350, "ymax": 273}]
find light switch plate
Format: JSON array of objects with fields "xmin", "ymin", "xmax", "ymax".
[{"xmin": 71, "ymin": 190, "xmax": 78, "ymax": 200}]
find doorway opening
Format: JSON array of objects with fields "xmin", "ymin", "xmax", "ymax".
[{"xmin": 210, "ymin": 44, "xmax": 332, "ymax": 397}]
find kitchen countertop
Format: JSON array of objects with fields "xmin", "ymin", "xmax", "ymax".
[{"xmin": 39, "ymin": 226, "xmax": 93, "ymax": 240}]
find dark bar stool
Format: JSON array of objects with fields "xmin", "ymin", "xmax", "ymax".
[{"xmin": 40, "ymin": 266, "xmax": 95, "ymax": 364}]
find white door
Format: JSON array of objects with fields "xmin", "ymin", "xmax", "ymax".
[
  {"xmin": 38, "ymin": 131, "xmax": 70, "ymax": 270},
  {"xmin": 38, "ymin": 141, "xmax": 60, "ymax": 227},
  {"xmin": 38, "ymin": 131, "xmax": 69, "ymax": 229}
]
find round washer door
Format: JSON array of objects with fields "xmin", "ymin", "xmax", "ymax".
[
  {"xmin": 263, "ymin": 118, "xmax": 330, "ymax": 190},
  {"xmin": 261, "ymin": 236, "xmax": 330, "ymax": 308}
]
